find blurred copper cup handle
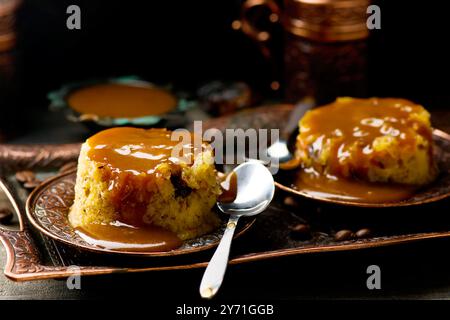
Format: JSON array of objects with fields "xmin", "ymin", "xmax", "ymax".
[{"xmin": 234, "ymin": 0, "xmax": 281, "ymax": 44}]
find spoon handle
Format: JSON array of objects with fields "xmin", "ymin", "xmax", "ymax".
[
  {"xmin": 200, "ymin": 215, "xmax": 240, "ymax": 299},
  {"xmin": 282, "ymin": 98, "xmax": 314, "ymax": 139}
]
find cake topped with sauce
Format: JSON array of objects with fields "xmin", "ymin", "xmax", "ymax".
[
  {"xmin": 69, "ymin": 127, "xmax": 221, "ymax": 252},
  {"xmin": 294, "ymin": 97, "xmax": 437, "ymax": 203}
]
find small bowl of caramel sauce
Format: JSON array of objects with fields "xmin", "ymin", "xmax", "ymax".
[{"xmin": 48, "ymin": 77, "xmax": 193, "ymax": 130}]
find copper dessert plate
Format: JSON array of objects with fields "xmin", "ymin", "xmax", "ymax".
[
  {"xmin": 25, "ymin": 170, "xmax": 255, "ymax": 257},
  {"xmin": 275, "ymin": 129, "xmax": 450, "ymax": 208}
]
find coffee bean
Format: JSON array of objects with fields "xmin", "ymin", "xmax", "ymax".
[
  {"xmin": 355, "ymin": 228, "xmax": 371, "ymax": 239},
  {"xmin": 290, "ymin": 223, "xmax": 311, "ymax": 240},
  {"xmin": 283, "ymin": 196, "xmax": 298, "ymax": 207},
  {"xmin": 0, "ymin": 207, "xmax": 13, "ymax": 224},
  {"xmin": 59, "ymin": 161, "xmax": 78, "ymax": 173},
  {"xmin": 15, "ymin": 170, "xmax": 36, "ymax": 183},
  {"xmin": 290, "ymin": 223, "xmax": 310, "ymax": 234},
  {"xmin": 23, "ymin": 180, "xmax": 41, "ymax": 190},
  {"xmin": 334, "ymin": 229, "xmax": 354, "ymax": 241}
]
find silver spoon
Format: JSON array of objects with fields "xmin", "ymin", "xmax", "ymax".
[
  {"xmin": 199, "ymin": 160, "xmax": 275, "ymax": 299},
  {"xmin": 267, "ymin": 98, "xmax": 314, "ymax": 164}
]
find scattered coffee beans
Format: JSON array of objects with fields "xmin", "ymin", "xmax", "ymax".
[
  {"xmin": 283, "ymin": 196, "xmax": 298, "ymax": 207},
  {"xmin": 15, "ymin": 170, "xmax": 36, "ymax": 183},
  {"xmin": 290, "ymin": 223, "xmax": 311, "ymax": 239},
  {"xmin": 355, "ymin": 228, "xmax": 371, "ymax": 239},
  {"xmin": 23, "ymin": 180, "xmax": 41, "ymax": 190},
  {"xmin": 334, "ymin": 229, "xmax": 354, "ymax": 241}
]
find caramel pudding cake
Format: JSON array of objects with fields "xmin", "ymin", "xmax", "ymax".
[
  {"xmin": 294, "ymin": 97, "xmax": 437, "ymax": 203},
  {"xmin": 69, "ymin": 127, "xmax": 221, "ymax": 251}
]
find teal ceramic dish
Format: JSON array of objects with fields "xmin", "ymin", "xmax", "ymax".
[{"xmin": 48, "ymin": 76, "xmax": 195, "ymax": 129}]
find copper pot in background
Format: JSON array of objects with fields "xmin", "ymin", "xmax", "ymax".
[
  {"xmin": 0, "ymin": 0, "xmax": 21, "ymax": 141},
  {"xmin": 0, "ymin": 0, "xmax": 20, "ymax": 51},
  {"xmin": 235, "ymin": 0, "xmax": 370, "ymax": 105}
]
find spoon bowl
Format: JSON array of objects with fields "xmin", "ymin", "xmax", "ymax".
[
  {"xmin": 217, "ymin": 161, "xmax": 275, "ymax": 217},
  {"xmin": 200, "ymin": 160, "xmax": 275, "ymax": 299},
  {"xmin": 266, "ymin": 99, "xmax": 314, "ymax": 165}
]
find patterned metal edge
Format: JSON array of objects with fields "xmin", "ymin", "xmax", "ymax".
[
  {"xmin": 0, "ymin": 143, "xmax": 81, "ymax": 172},
  {"xmin": 0, "ymin": 176, "xmax": 113, "ymax": 281}
]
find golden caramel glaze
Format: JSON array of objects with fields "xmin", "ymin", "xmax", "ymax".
[
  {"xmin": 218, "ymin": 172, "xmax": 238, "ymax": 203},
  {"xmin": 76, "ymin": 221, "xmax": 182, "ymax": 252},
  {"xmin": 87, "ymin": 127, "xmax": 204, "ymax": 174},
  {"xmin": 67, "ymin": 83, "xmax": 177, "ymax": 118},
  {"xmin": 86, "ymin": 127, "xmax": 206, "ymax": 226},
  {"xmin": 293, "ymin": 167, "xmax": 417, "ymax": 203},
  {"xmin": 296, "ymin": 97, "xmax": 434, "ymax": 179}
]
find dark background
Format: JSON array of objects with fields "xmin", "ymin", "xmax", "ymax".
[{"xmin": 1, "ymin": 0, "xmax": 450, "ymax": 134}]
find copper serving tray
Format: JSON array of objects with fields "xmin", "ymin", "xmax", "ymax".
[{"xmin": 1, "ymin": 105, "xmax": 450, "ymax": 281}]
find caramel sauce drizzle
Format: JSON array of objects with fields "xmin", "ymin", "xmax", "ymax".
[
  {"xmin": 76, "ymin": 221, "xmax": 182, "ymax": 252},
  {"xmin": 218, "ymin": 171, "xmax": 238, "ymax": 203}
]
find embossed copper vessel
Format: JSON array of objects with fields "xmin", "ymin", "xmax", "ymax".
[
  {"xmin": 0, "ymin": 0, "xmax": 21, "ymax": 52},
  {"xmin": 236, "ymin": 0, "xmax": 370, "ymax": 104},
  {"xmin": 0, "ymin": 0, "xmax": 21, "ymax": 140},
  {"xmin": 282, "ymin": 0, "xmax": 370, "ymax": 42}
]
